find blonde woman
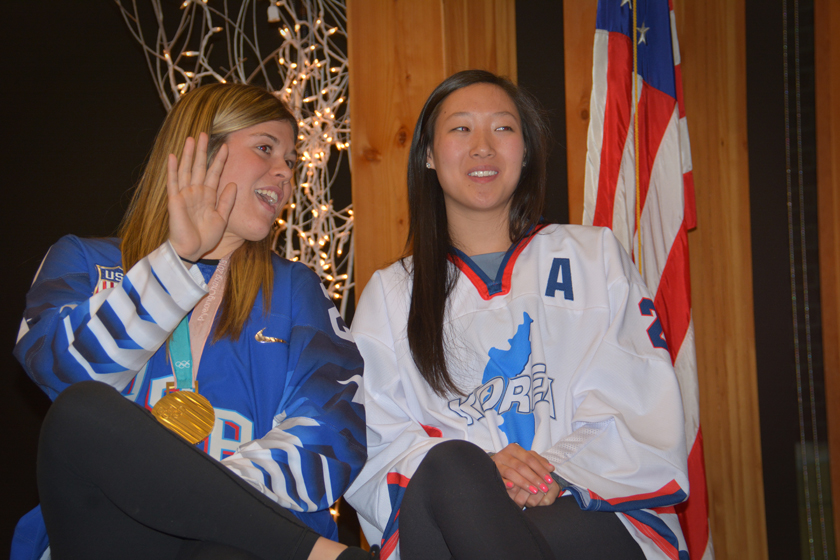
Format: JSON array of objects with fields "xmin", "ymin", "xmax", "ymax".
[{"xmin": 13, "ymin": 84, "xmax": 375, "ymax": 560}]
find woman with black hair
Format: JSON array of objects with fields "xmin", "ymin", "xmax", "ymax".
[{"xmin": 345, "ymin": 70, "xmax": 689, "ymax": 560}]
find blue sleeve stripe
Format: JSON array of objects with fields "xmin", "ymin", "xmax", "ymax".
[
  {"xmin": 70, "ymin": 331, "xmax": 130, "ymax": 373},
  {"xmin": 273, "ymin": 446, "xmax": 330, "ymax": 508},
  {"xmin": 565, "ymin": 484, "xmax": 687, "ymax": 512},
  {"xmin": 122, "ymin": 275, "xmax": 158, "ymax": 325},
  {"xmin": 15, "ymin": 239, "xmax": 209, "ymax": 396},
  {"xmin": 264, "ymin": 448, "xmax": 306, "ymax": 509},
  {"xmin": 148, "ymin": 266, "xmax": 172, "ymax": 297},
  {"xmin": 96, "ymin": 303, "xmax": 145, "ymax": 351},
  {"xmin": 75, "ymin": 316, "xmax": 161, "ymax": 372},
  {"xmin": 380, "ymin": 473, "xmax": 410, "ymax": 557},
  {"xmin": 122, "ymin": 253, "xmax": 200, "ymax": 330},
  {"xmin": 101, "ymin": 288, "xmax": 172, "ymax": 349},
  {"xmin": 622, "ymin": 509, "xmax": 684, "ymax": 558},
  {"xmin": 252, "ymin": 462, "xmax": 274, "ymax": 493}
]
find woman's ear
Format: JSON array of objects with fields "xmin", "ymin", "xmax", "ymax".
[{"xmin": 426, "ymin": 149, "xmax": 435, "ymax": 170}]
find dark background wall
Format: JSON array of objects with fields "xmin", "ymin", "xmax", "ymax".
[
  {"xmin": 2, "ymin": 3, "xmax": 166, "ymax": 551},
  {"xmin": 516, "ymin": 0, "xmax": 569, "ymax": 225},
  {"xmin": 746, "ymin": 1, "xmax": 832, "ymax": 558}
]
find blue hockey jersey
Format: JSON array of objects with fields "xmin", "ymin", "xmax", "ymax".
[{"xmin": 13, "ymin": 235, "xmax": 366, "ymax": 556}]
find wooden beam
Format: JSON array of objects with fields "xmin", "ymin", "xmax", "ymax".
[
  {"xmin": 814, "ymin": 0, "xmax": 840, "ymax": 549},
  {"xmin": 442, "ymin": 0, "xmax": 517, "ymax": 79},
  {"xmin": 348, "ymin": 0, "xmax": 516, "ymax": 297},
  {"xmin": 347, "ymin": 0, "xmax": 443, "ymax": 295},
  {"xmin": 673, "ymin": 2, "xmax": 767, "ymax": 557},
  {"xmin": 561, "ymin": 2, "xmax": 596, "ymax": 225}
]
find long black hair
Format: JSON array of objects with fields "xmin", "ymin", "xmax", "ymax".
[{"xmin": 404, "ymin": 69, "xmax": 550, "ymax": 397}]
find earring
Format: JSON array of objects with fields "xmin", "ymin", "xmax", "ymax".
[
  {"xmin": 426, "ymin": 162, "xmax": 432, "ymax": 169},
  {"xmin": 522, "ymin": 160, "xmax": 527, "ymax": 167}
]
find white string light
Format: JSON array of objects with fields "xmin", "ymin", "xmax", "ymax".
[{"xmin": 116, "ymin": 0, "xmax": 354, "ymax": 315}]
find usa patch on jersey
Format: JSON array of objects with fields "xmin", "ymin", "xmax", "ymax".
[{"xmin": 94, "ymin": 264, "xmax": 124, "ymax": 294}]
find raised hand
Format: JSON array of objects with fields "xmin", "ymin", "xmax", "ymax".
[
  {"xmin": 167, "ymin": 133, "xmax": 237, "ymax": 262},
  {"xmin": 491, "ymin": 443, "xmax": 559, "ymax": 508}
]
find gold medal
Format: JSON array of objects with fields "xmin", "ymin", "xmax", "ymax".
[{"xmin": 152, "ymin": 390, "xmax": 215, "ymax": 444}]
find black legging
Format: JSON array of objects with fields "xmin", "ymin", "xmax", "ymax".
[
  {"xmin": 37, "ymin": 381, "xmax": 323, "ymax": 560},
  {"xmin": 399, "ymin": 440, "xmax": 646, "ymax": 560}
]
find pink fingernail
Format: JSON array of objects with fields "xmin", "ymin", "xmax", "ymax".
[
  {"xmin": 545, "ymin": 475, "xmax": 553, "ymax": 484},
  {"xmin": 539, "ymin": 483, "xmax": 548, "ymax": 493},
  {"xmin": 529, "ymin": 485, "xmax": 538, "ymax": 494},
  {"xmin": 505, "ymin": 481, "xmax": 514, "ymax": 489}
]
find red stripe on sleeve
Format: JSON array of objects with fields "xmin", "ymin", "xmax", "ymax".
[
  {"xmin": 386, "ymin": 472, "xmax": 411, "ymax": 488},
  {"xmin": 380, "ymin": 531, "xmax": 399, "ymax": 559},
  {"xmin": 589, "ymin": 479, "xmax": 684, "ymax": 507},
  {"xmin": 624, "ymin": 514, "xmax": 681, "ymax": 560}
]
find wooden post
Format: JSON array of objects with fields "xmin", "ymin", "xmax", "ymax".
[
  {"xmin": 676, "ymin": 2, "xmax": 767, "ymax": 556},
  {"xmin": 347, "ymin": 0, "xmax": 516, "ymax": 297},
  {"xmin": 561, "ymin": 2, "xmax": 597, "ymax": 225},
  {"xmin": 815, "ymin": 0, "xmax": 840, "ymax": 549}
]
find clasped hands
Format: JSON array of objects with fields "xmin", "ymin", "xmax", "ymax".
[{"xmin": 491, "ymin": 443, "xmax": 560, "ymax": 508}]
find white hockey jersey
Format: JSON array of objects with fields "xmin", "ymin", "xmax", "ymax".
[{"xmin": 345, "ymin": 224, "xmax": 689, "ymax": 560}]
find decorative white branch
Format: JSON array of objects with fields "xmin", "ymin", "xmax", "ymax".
[{"xmin": 116, "ymin": 0, "xmax": 354, "ymax": 314}]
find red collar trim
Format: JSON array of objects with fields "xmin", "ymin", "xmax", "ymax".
[{"xmin": 448, "ymin": 224, "xmax": 547, "ymax": 300}]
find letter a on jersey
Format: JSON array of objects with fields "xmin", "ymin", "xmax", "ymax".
[{"xmin": 545, "ymin": 258, "xmax": 574, "ymax": 300}]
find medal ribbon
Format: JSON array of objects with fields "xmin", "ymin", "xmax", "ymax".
[
  {"xmin": 168, "ymin": 254, "xmax": 231, "ymax": 391},
  {"xmin": 169, "ymin": 316, "xmax": 194, "ymax": 391}
]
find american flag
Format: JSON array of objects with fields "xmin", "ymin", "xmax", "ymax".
[{"xmin": 582, "ymin": 1, "xmax": 712, "ymax": 559}]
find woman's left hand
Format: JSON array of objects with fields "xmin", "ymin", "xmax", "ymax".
[
  {"xmin": 506, "ymin": 478, "xmax": 561, "ymax": 508},
  {"xmin": 491, "ymin": 443, "xmax": 559, "ymax": 508},
  {"xmin": 167, "ymin": 133, "xmax": 237, "ymax": 262}
]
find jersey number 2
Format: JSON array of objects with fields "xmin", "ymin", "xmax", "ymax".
[{"xmin": 639, "ymin": 298, "xmax": 669, "ymax": 351}]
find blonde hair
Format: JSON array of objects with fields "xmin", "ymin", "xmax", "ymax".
[{"xmin": 118, "ymin": 83, "xmax": 298, "ymax": 340}]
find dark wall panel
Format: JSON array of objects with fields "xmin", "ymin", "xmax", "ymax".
[
  {"xmin": 516, "ymin": 0, "xmax": 569, "ymax": 224},
  {"xmin": 2, "ymin": 3, "xmax": 166, "ymax": 552},
  {"xmin": 746, "ymin": 0, "xmax": 832, "ymax": 558}
]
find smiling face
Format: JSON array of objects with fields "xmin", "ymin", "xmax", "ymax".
[
  {"xmin": 427, "ymin": 83, "xmax": 526, "ymax": 228},
  {"xmin": 208, "ymin": 119, "xmax": 297, "ymax": 258}
]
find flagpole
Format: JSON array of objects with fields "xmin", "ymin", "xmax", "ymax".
[{"xmin": 632, "ymin": 1, "xmax": 642, "ymax": 274}]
